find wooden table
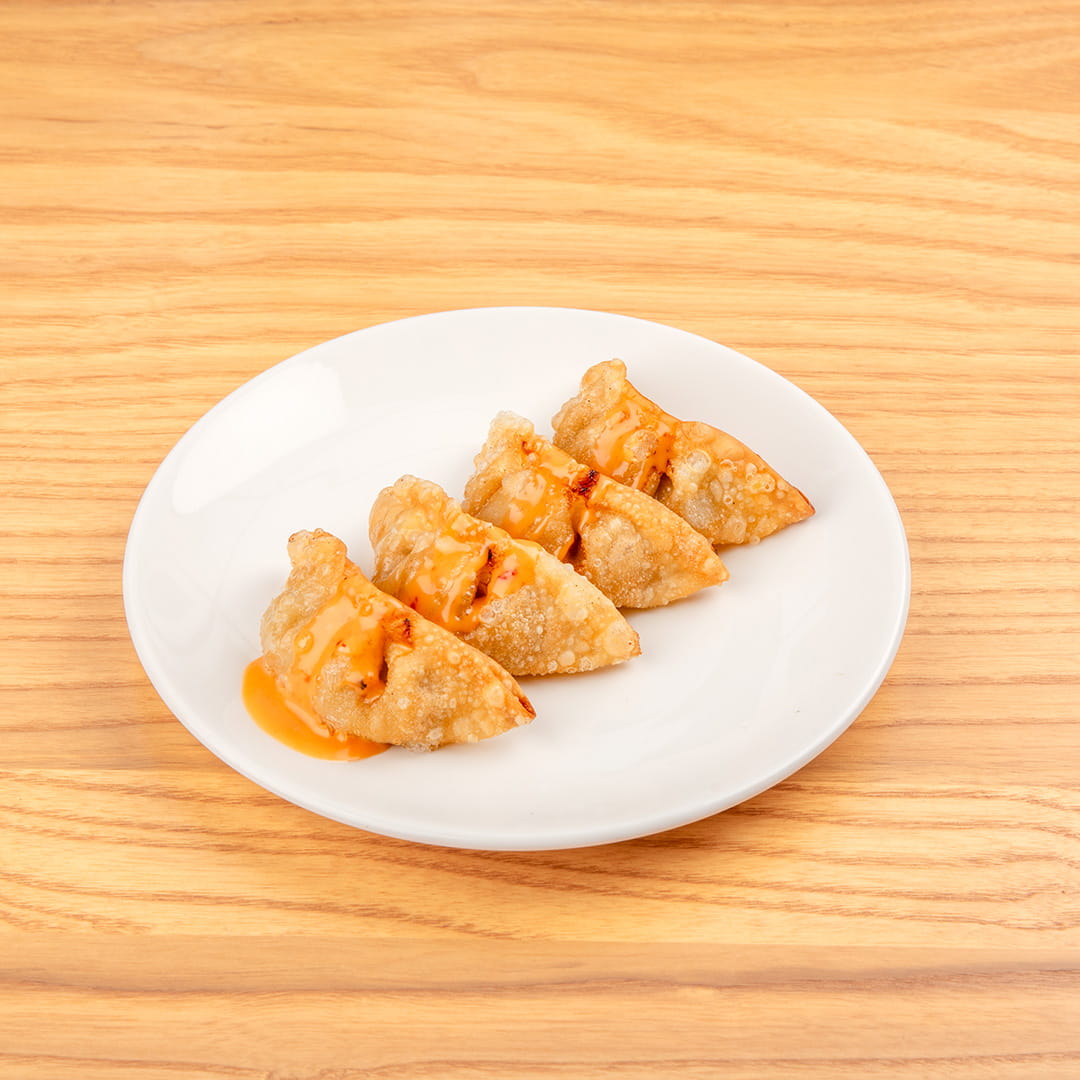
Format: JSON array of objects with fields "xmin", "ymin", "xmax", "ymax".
[{"xmin": 4, "ymin": 2, "xmax": 1078, "ymax": 1076}]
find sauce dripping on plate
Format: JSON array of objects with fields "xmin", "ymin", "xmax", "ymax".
[
  {"xmin": 242, "ymin": 658, "xmax": 388, "ymax": 760},
  {"xmin": 243, "ymin": 569, "xmax": 400, "ymax": 760}
]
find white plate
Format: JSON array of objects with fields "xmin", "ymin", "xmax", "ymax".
[{"xmin": 123, "ymin": 307, "xmax": 909, "ymax": 850}]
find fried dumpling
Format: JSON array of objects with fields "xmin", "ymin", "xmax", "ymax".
[
  {"xmin": 463, "ymin": 413, "xmax": 728, "ymax": 609},
  {"xmin": 369, "ymin": 476, "xmax": 640, "ymax": 676},
  {"xmin": 259, "ymin": 529, "xmax": 534, "ymax": 751},
  {"xmin": 552, "ymin": 360, "xmax": 814, "ymax": 547}
]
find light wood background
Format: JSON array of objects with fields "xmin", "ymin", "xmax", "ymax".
[{"xmin": 3, "ymin": 1, "xmax": 1079, "ymax": 1077}]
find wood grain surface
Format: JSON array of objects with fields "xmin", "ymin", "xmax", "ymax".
[{"xmin": 3, "ymin": 1, "xmax": 1079, "ymax": 1077}]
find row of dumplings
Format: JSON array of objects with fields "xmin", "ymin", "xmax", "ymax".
[{"xmin": 255, "ymin": 360, "xmax": 814, "ymax": 752}]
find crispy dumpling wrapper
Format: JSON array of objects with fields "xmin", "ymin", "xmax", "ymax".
[
  {"xmin": 463, "ymin": 413, "xmax": 728, "ymax": 609},
  {"xmin": 260, "ymin": 529, "xmax": 534, "ymax": 751},
  {"xmin": 369, "ymin": 476, "xmax": 640, "ymax": 676},
  {"xmin": 552, "ymin": 359, "xmax": 814, "ymax": 547}
]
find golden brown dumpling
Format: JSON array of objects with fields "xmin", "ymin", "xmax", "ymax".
[
  {"xmin": 463, "ymin": 413, "xmax": 728, "ymax": 609},
  {"xmin": 369, "ymin": 476, "xmax": 640, "ymax": 676},
  {"xmin": 552, "ymin": 360, "xmax": 814, "ymax": 547},
  {"xmin": 260, "ymin": 529, "xmax": 534, "ymax": 751}
]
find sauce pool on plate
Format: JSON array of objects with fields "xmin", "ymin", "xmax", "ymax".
[{"xmin": 242, "ymin": 657, "xmax": 387, "ymax": 761}]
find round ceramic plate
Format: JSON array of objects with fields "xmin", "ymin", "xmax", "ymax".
[{"xmin": 123, "ymin": 307, "xmax": 909, "ymax": 850}]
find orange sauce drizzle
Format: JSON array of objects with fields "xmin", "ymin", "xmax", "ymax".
[
  {"xmin": 397, "ymin": 517, "xmax": 534, "ymax": 633},
  {"xmin": 504, "ymin": 468, "xmax": 552, "ymax": 536},
  {"xmin": 503, "ymin": 443, "xmax": 599, "ymax": 561},
  {"xmin": 242, "ymin": 657, "xmax": 387, "ymax": 761},
  {"xmin": 285, "ymin": 571, "xmax": 399, "ymax": 716},
  {"xmin": 592, "ymin": 392, "xmax": 677, "ymax": 491},
  {"xmin": 242, "ymin": 568, "xmax": 405, "ymax": 760}
]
